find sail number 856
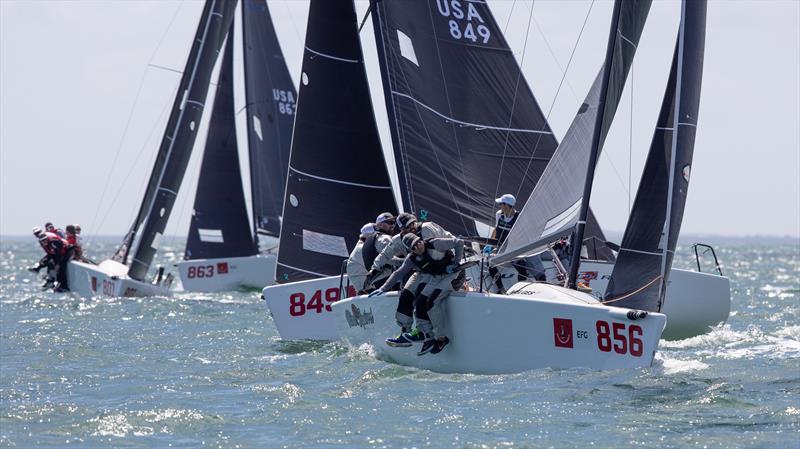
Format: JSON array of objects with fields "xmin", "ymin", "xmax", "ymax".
[{"xmin": 596, "ymin": 321, "xmax": 643, "ymax": 357}]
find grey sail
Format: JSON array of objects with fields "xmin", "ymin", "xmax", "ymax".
[
  {"xmin": 604, "ymin": 0, "xmax": 707, "ymax": 312},
  {"xmin": 493, "ymin": 0, "xmax": 652, "ymax": 267},
  {"xmin": 241, "ymin": 0, "xmax": 297, "ymax": 238},
  {"xmin": 185, "ymin": 27, "xmax": 257, "ymax": 261},
  {"xmin": 126, "ymin": 0, "xmax": 238, "ymax": 281},
  {"xmin": 274, "ymin": 0, "xmax": 396, "ymax": 283}
]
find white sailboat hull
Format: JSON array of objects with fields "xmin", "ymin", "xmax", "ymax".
[
  {"xmin": 331, "ymin": 285, "xmax": 666, "ymax": 374},
  {"xmin": 176, "ymin": 254, "xmax": 276, "ymax": 292},
  {"xmin": 263, "ymin": 263, "xmax": 729, "ymax": 341},
  {"xmin": 67, "ymin": 260, "xmax": 171, "ymax": 298}
]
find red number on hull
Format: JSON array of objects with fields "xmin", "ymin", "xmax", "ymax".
[
  {"xmin": 596, "ymin": 320, "xmax": 643, "ymax": 357},
  {"xmin": 287, "ymin": 287, "xmax": 355, "ymax": 317}
]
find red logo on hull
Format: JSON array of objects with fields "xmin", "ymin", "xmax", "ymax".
[
  {"xmin": 217, "ymin": 262, "xmax": 229, "ymax": 274},
  {"xmin": 91, "ymin": 276, "xmax": 97, "ymax": 292},
  {"xmin": 553, "ymin": 318, "xmax": 574, "ymax": 348}
]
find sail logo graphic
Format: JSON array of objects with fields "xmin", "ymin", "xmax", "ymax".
[{"xmin": 553, "ymin": 318, "xmax": 574, "ymax": 348}]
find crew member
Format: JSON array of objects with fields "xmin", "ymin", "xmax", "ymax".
[
  {"xmin": 45, "ymin": 222, "xmax": 66, "ymax": 239},
  {"xmin": 346, "ymin": 223, "xmax": 391, "ymax": 293},
  {"xmin": 369, "ymin": 233, "xmax": 464, "ymax": 355}
]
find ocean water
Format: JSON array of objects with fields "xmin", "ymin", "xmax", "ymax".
[{"xmin": 1, "ymin": 236, "xmax": 798, "ymax": 449}]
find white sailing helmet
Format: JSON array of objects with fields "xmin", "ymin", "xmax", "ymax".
[{"xmin": 495, "ymin": 193, "xmax": 516, "ymax": 207}]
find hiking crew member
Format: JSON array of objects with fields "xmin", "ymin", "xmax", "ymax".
[
  {"xmin": 30, "ymin": 227, "xmax": 69, "ymax": 290},
  {"xmin": 347, "ymin": 223, "xmax": 392, "ymax": 293},
  {"xmin": 369, "ymin": 233, "xmax": 464, "ymax": 355},
  {"xmin": 45, "ymin": 222, "xmax": 65, "ymax": 239}
]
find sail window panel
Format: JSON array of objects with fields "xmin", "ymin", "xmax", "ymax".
[
  {"xmin": 541, "ymin": 199, "xmax": 582, "ymax": 238},
  {"xmin": 252, "ymin": 115, "xmax": 264, "ymax": 141},
  {"xmin": 150, "ymin": 232, "xmax": 162, "ymax": 251},
  {"xmin": 301, "ymin": 230, "xmax": 349, "ymax": 258},
  {"xmin": 397, "ymin": 30, "xmax": 419, "ymax": 66},
  {"xmin": 198, "ymin": 228, "xmax": 225, "ymax": 243}
]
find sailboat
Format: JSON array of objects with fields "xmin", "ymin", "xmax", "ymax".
[
  {"xmin": 66, "ymin": 0, "xmax": 238, "ymax": 298},
  {"xmin": 177, "ymin": 0, "xmax": 296, "ymax": 292},
  {"xmin": 332, "ymin": 0, "xmax": 705, "ymax": 373},
  {"xmin": 265, "ymin": 0, "xmax": 728, "ymax": 342}
]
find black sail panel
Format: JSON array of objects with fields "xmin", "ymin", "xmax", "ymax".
[
  {"xmin": 128, "ymin": 0, "xmax": 238, "ymax": 281},
  {"xmin": 494, "ymin": 0, "xmax": 652, "ymax": 266},
  {"xmin": 605, "ymin": 0, "xmax": 707, "ymax": 312},
  {"xmin": 185, "ymin": 32, "xmax": 257, "ymax": 261},
  {"xmin": 275, "ymin": 0, "xmax": 396, "ymax": 283},
  {"xmin": 242, "ymin": 0, "xmax": 297, "ymax": 237},
  {"xmin": 371, "ymin": 0, "xmax": 559, "ymax": 236}
]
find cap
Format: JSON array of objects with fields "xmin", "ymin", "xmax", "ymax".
[
  {"xmin": 360, "ymin": 223, "xmax": 376, "ymax": 237},
  {"xmin": 495, "ymin": 193, "xmax": 516, "ymax": 207},
  {"xmin": 32, "ymin": 226, "xmax": 43, "ymax": 236},
  {"xmin": 396, "ymin": 212, "xmax": 417, "ymax": 230},
  {"xmin": 402, "ymin": 233, "xmax": 421, "ymax": 251},
  {"xmin": 375, "ymin": 212, "xmax": 395, "ymax": 225},
  {"xmin": 45, "ymin": 222, "xmax": 54, "ymax": 230}
]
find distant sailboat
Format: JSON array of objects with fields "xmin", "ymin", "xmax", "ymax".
[
  {"xmin": 66, "ymin": 0, "xmax": 237, "ymax": 298},
  {"xmin": 177, "ymin": 0, "xmax": 296, "ymax": 292}
]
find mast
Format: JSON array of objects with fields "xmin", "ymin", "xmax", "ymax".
[
  {"xmin": 241, "ymin": 0, "xmax": 297, "ymax": 240},
  {"xmin": 604, "ymin": 0, "xmax": 707, "ymax": 312},
  {"xmin": 184, "ymin": 23, "xmax": 257, "ymax": 261},
  {"xmin": 127, "ymin": 0, "xmax": 238, "ymax": 281},
  {"xmin": 567, "ymin": 0, "xmax": 623, "ymax": 289},
  {"xmin": 493, "ymin": 0, "xmax": 652, "ymax": 268},
  {"xmin": 657, "ymin": 1, "xmax": 688, "ymax": 302}
]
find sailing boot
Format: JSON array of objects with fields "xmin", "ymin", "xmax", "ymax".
[
  {"xmin": 401, "ymin": 328, "xmax": 427, "ymax": 343},
  {"xmin": 430, "ymin": 337, "xmax": 450, "ymax": 354},
  {"xmin": 417, "ymin": 338, "xmax": 436, "ymax": 356},
  {"xmin": 386, "ymin": 328, "xmax": 412, "ymax": 347}
]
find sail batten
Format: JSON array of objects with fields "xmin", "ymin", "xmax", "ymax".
[{"xmin": 274, "ymin": 0, "xmax": 396, "ymax": 284}]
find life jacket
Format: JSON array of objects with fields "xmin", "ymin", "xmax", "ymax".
[
  {"xmin": 361, "ymin": 234, "xmax": 379, "ymax": 269},
  {"xmin": 495, "ymin": 211, "xmax": 519, "ymax": 245},
  {"xmin": 40, "ymin": 232, "xmax": 66, "ymax": 256},
  {"xmin": 410, "ymin": 240, "xmax": 454, "ymax": 275}
]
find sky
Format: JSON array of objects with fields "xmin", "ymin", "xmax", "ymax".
[{"xmin": 1, "ymin": 0, "xmax": 798, "ymax": 243}]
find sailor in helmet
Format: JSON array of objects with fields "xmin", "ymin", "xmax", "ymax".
[{"xmin": 369, "ymin": 224, "xmax": 464, "ymax": 355}]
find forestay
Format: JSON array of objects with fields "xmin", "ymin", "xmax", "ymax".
[
  {"xmin": 605, "ymin": 0, "xmax": 707, "ymax": 312},
  {"xmin": 275, "ymin": 0, "xmax": 396, "ymax": 283},
  {"xmin": 185, "ymin": 28, "xmax": 257, "ymax": 261},
  {"xmin": 122, "ymin": 0, "xmax": 237, "ymax": 281},
  {"xmin": 493, "ymin": 0, "xmax": 652, "ymax": 266},
  {"xmin": 241, "ymin": 0, "xmax": 297, "ymax": 238}
]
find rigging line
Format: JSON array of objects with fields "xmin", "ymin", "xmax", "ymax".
[
  {"xmin": 382, "ymin": 4, "xmax": 469, "ymax": 232},
  {"xmin": 502, "ymin": 0, "xmax": 518, "ymax": 36},
  {"xmin": 601, "ymin": 274, "xmax": 662, "ymax": 304},
  {"xmin": 513, "ymin": 0, "xmax": 595, "ymax": 199},
  {"xmin": 422, "ymin": 4, "xmax": 473, "ymax": 233},
  {"xmin": 92, "ymin": 84, "xmax": 180, "ymax": 247},
  {"xmin": 86, "ymin": 0, "xmax": 186, "ymax": 244},
  {"xmin": 491, "ymin": 0, "xmax": 537, "ymax": 224}
]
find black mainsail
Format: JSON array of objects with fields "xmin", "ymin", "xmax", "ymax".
[
  {"xmin": 242, "ymin": 0, "xmax": 297, "ymax": 239},
  {"xmin": 370, "ymin": 0, "xmax": 561, "ymax": 237},
  {"xmin": 125, "ymin": 0, "xmax": 237, "ymax": 282},
  {"xmin": 275, "ymin": 0, "xmax": 396, "ymax": 283},
  {"xmin": 184, "ymin": 28, "xmax": 257, "ymax": 261},
  {"xmin": 493, "ymin": 0, "xmax": 652, "ymax": 268},
  {"xmin": 604, "ymin": 0, "xmax": 707, "ymax": 312}
]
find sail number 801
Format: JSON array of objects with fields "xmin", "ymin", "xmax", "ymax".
[{"xmin": 596, "ymin": 321, "xmax": 643, "ymax": 357}]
